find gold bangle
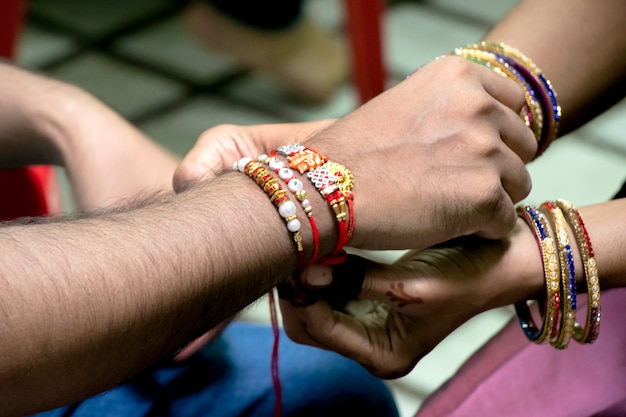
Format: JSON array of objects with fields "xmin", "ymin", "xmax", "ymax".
[
  {"xmin": 555, "ymin": 199, "xmax": 601, "ymax": 344},
  {"xmin": 472, "ymin": 41, "xmax": 561, "ymax": 153},
  {"xmin": 541, "ymin": 201, "xmax": 576, "ymax": 349},
  {"xmin": 451, "ymin": 47, "xmax": 544, "ymax": 141},
  {"xmin": 516, "ymin": 204, "xmax": 560, "ymax": 344}
]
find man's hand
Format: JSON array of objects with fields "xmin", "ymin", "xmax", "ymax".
[{"xmin": 305, "ymin": 56, "xmax": 537, "ymax": 251}]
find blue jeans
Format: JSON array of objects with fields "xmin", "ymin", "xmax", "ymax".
[{"xmin": 33, "ymin": 322, "xmax": 399, "ymax": 416}]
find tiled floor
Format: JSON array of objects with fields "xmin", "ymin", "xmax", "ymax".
[{"xmin": 15, "ymin": 1, "xmax": 626, "ymax": 416}]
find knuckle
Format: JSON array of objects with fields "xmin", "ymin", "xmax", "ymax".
[
  {"xmin": 521, "ymin": 131, "xmax": 539, "ymax": 163},
  {"xmin": 515, "ymin": 169, "xmax": 533, "ymax": 202},
  {"xmin": 474, "ymin": 179, "xmax": 516, "ymax": 231},
  {"xmin": 501, "ymin": 77, "xmax": 527, "ymax": 109},
  {"xmin": 472, "ymin": 94, "xmax": 503, "ymax": 120},
  {"xmin": 477, "ymin": 177, "xmax": 506, "ymax": 213},
  {"xmin": 482, "ymin": 197, "xmax": 517, "ymax": 238}
]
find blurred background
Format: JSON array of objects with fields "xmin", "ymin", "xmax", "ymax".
[{"xmin": 13, "ymin": 0, "xmax": 626, "ymax": 415}]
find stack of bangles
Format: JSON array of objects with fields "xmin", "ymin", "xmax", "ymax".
[
  {"xmin": 448, "ymin": 41, "xmax": 562, "ymax": 156},
  {"xmin": 516, "ymin": 199, "xmax": 601, "ymax": 349},
  {"xmin": 233, "ymin": 144, "xmax": 355, "ymax": 305}
]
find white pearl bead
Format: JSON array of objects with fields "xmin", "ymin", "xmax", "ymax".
[
  {"xmin": 232, "ymin": 161, "xmax": 238, "ymax": 171},
  {"xmin": 278, "ymin": 201, "xmax": 297, "ymax": 218},
  {"xmin": 269, "ymin": 159, "xmax": 285, "ymax": 170},
  {"xmin": 258, "ymin": 154, "xmax": 268, "ymax": 162},
  {"xmin": 278, "ymin": 167, "xmax": 293, "ymax": 180},
  {"xmin": 237, "ymin": 157, "xmax": 252, "ymax": 172},
  {"xmin": 287, "ymin": 218, "xmax": 301, "ymax": 232},
  {"xmin": 288, "ymin": 178, "xmax": 304, "ymax": 192},
  {"xmin": 300, "ymin": 199, "xmax": 311, "ymax": 209}
]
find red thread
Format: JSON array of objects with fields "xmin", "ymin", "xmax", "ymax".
[
  {"xmin": 316, "ymin": 190, "xmax": 351, "ymax": 265},
  {"xmin": 346, "ymin": 193, "xmax": 355, "ymax": 243},
  {"xmin": 269, "ymin": 290, "xmax": 282, "ymax": 417},
  {"xmin": 332, "ymin": 219, "xmax": 348, "ymax": 255},
  {"xmin": 297, "ymin": 249, "xmax": 306, "ymax": 273},
  {"xmin": 326, "ymin": 190, "xmax": 348, "ymax": 254},
  {"xmin": 307, "ymin": 216, "xmax": 320, "ymax": 266}
]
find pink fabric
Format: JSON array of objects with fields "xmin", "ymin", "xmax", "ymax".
[{"xmin": 416, "ymin": 287, "xmax": 626, "ymax": 417}]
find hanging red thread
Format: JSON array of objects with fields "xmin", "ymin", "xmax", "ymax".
[{"xmin": 269, "ymin": 289, "xmax": 282, "ymax": 417}]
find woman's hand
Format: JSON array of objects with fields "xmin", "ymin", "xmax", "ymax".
[
  {"xmin": 173, "ymin": 120, "xmax": 335, "ymax": 190},
  {"xmin": 280, "ymin": 220, "xmax": 543, "ymax": 378}
]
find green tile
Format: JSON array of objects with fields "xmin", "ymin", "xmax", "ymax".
[
  {"xmin": 113, "ymin": 17, "xmax": 237, "ymax": 84},
  {"xmin": 45, "ymin": 52, "xmax": 185, "ymax": 118},
  {"xmin": 139, "ymin": 96, "xmax": 284, "ymax": 157},
  {"xmin": 17, "ymin": 26, "xmax": 78, "ymax": 69},
  {"xmin": 28, "ymin": 0, "xmax": 174, "ymax": 38}
]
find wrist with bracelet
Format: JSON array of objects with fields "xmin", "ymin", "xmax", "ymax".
[
  {"xmin": 233, "ymin": 144, "xmax": 355, "ymax": 306},
  {"xmin": 516, "ymin": 199, "xmax": 601, "ymax": 349}
]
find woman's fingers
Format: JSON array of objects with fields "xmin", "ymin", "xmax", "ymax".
[{"xmin": 173, "ymin": 120, "xmax": 334, "ymax": 192}]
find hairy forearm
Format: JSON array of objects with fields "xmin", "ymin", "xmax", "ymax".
[
  {"xmin": 484, "ymin": 0, "xmax": 626, "ymax": 135},
  {"xmin": 0, "ymin": 172, "xmax": 325, "ymax": 415}
]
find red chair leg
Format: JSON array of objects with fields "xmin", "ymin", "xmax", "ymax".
[
  {"xmin": 0, "ymin": 0, "xmax": 26, "ymax": 58},
  {"xmin": 344, "ymin": 0, "xmax": 387, "ymax": 104},
  {"xmin": 0, "ymin": 0, "xmax": 62, "ymax": 220},
  {"xmin": 0, "ymin": 166, "xmax": 62, "ymax": 220}
]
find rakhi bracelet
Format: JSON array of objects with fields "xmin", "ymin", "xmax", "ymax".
[
  {"xmin": 516, "ymin": 204, "xmax": 561, "ymax": 344},
  {"xmin": 308, "ymin": 161, "xmax": 352, "ymax": 258},
  {"xmin": 541, "ymin": 201, "xmax": 576, "ymax": 349},
  {"xmin": 276, "ymin": 144, "xmax": 355, "ymax": 263},
  {"xmin": 555, "ymin": 199, "xmax": 601, "ymax": 344},
  {"xmin": 234, "ymin": 157, "xmax": 305, "ymax": 270},
  {"xmin": 259, "ymin": 152, "xmax": 320, "ymax": 266},
  {"xmin": 472, "ymin": 42, "xmax": 561, "ymax": 154},
  {"xmin": 451, "ymin": 47, "xmax": 544, "ymax": 141},
  {"xmin": 304, "ymin": 159, "xmax": 355, "ymax": 262}
]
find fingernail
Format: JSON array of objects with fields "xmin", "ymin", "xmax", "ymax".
[{"xmin": 301, "ymin": 264, "xmax": 333, "ymax": 287}]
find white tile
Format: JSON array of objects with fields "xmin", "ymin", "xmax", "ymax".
[
  {"xmin": 46, "ymin": 52, "xmax": 185, "ymax": 118},
  {"xmin": 577, "ymin": 99, "xmax": 626, "ymax": 154},
  {"xmin": 385, "ymin": 3, "xmax": 488, "ymax": 77},
  {"xmin": 239, "ymin": 293, "xmax": 275, "ymax": 324},
  {"xmin": 525, "ymin": 133, "xmax": 626, "ymax": 206},
  {"xmin": 306, "ymin": 0, "xmax": 345, "ymax": 30},
  {"xmin": 52, "ymin": 167, "xmax": 75, "ymax": 213},
  {"xmin": 388, "ymin": 380, "xmax": 427, "ymax": 417},
  {"xmin": 424, "ymin": 0, "xmax": 519, "ymax": 25}
]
